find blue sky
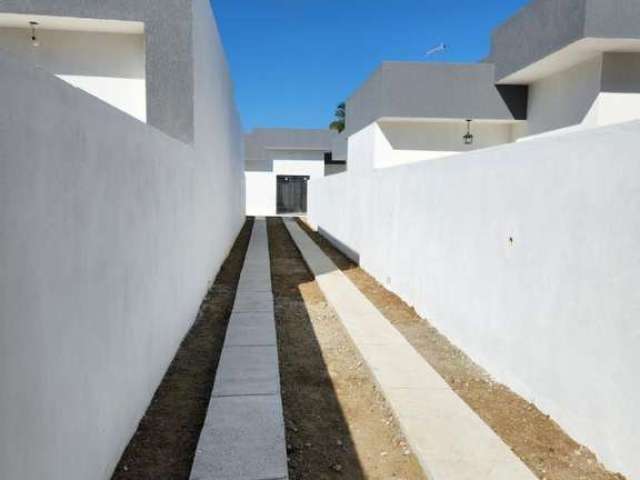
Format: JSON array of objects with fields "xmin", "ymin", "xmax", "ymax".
[{"xmin": 212, "ymin": 0, "xmax": 530, "ymax": 132}]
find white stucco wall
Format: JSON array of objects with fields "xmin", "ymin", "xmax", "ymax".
[
  {"xmin": 246, "ymin": 171, "xmax": 277, "ymax": 216},
  {"xmin": 271, "ymin": 149, "xmax": 326, "ymax": 176},
  {"xmin": 0, "ymin": 26, "xmax": 146, "ymax": 121},
  {"xmin": 308, "ymin": 120, "xmax": 640, "ymax": 479},
  {"xmin": 344, "ymin": 123, "xmax": 381, "ymax": 174},
  {"xmin": 0, "ymin": 1, "xmax": 244, "ymax": 479},
  {"xmin": 526, "ymin": 53, "xmax": 640, "ymax": 137},
  {"xmin": 526, "ymin": 55, "xmax": 602, "ymax": 136},
  {"xmin": 348, "ymin": 120, "xmax": 525, "ymax": 170},
  {"xmin": 245, "ymin": 149, "xmax": 325, "ymax": 216},
  {"xmin": 597, "ymin": 91, "xmax": 640, "ymax": 126}
]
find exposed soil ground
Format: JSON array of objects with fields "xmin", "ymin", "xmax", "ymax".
[
  {"xmin": 111, "ymin": 218, "xmax": 254, "ymax": 480},
  {"xmin": 298, "ymin": 219, "xmax": 626, "ymax": 480},
  {"xmin": 268, "ymin": 217, "xmax": 427, "ymax": 480}
]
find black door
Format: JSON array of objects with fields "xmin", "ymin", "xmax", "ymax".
[{"xmin": 277, "ymin": 175, "xmax": 309, "ymax": 214}]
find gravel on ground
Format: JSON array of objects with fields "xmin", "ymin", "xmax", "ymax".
[
  {"xmin": 298, "ymin": 219, "xmax": 626, "ymax": 480},
  {"xmin": 269, "ymin": 217, "xmax": 427, "ymax": 480}
]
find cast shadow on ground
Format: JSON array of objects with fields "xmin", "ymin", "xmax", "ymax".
[
  {"xmin": 316, "ymin": 226, "xmax": 360, "ymax": 265},
  {"xmin": 267, "ymin": 217, "xmax": 367, "ymax": 479},
  {"xmin": 111, "ymin": 218, "xmax": 255, "ymax": 480}
]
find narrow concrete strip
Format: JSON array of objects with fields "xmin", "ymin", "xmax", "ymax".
[
  {"xmin": 223, "ymin": 312, "xmax": 277, "ymax": 347},
  {"xmin": 212, "ymin": 346, "xmax": 281, "ymax": 397},
  {"xmin": 284, "ymin": 219, "xmax": 537, "ymax": 480},
  {"xmin": 190, "ymin": 219, "xmax": 288, "ymax": 480}
]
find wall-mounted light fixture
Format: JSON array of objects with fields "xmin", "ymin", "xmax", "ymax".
[
  {"xmin": 463, "ymin": 119, "xmax": 474, "ymax": 145},
  {"xmin": 30, "ymin": 21, "xmax": 40, "ymax": 47}
]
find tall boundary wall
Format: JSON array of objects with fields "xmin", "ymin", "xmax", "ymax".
[
  {"xmin": 308, "ymin": 121, "xmax": 640, "ymax": 479},
  {"xmin": 0, "ymin": 1, "xmax": 244, "ymax": 479}
]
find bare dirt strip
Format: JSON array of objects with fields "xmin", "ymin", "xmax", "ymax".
[
  {"xmin": 269, "ymin": 217, "xmax": 427, "ymax": 480},
  {"xmin": 298, "ymin": 218, "xmax": 626, "ymax": 480},
  {"xmin": 112, "ymin": 218, "xmax": 254, "ymax": 480}
]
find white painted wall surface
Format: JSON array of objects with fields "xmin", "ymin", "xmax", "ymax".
[
  {"xmin": 522, "ymin": 53, "xmax": 640, "ymax": 141},
  {"xmin": 526, "ymin": 55, "xmax": 602, "ymax": 136},
  {"xmin": 380, "ymin": 119, "xmax": 518, "ymax": 150},
  {"xmin": 308, "ymin": 121, "xmax": 640, "ymax": 479},
  {"xmin": 347, "ymin": 120, "xmax": 525, "ymax": 170},
  {"xmin": 390, "ymin": 149, "xmax": 458, "ymax": 164},
  {"xmin": 0, "ymin": 1, "xmax": 244, "ymax": 478},
  {"xmin": 526, "ymin": 53, "xmax": 640, "ymax": 137},
  {"xmin": 597, "ymin": 92, "xmax": 640, "ymax": 126},
  {"xmin": 245, "ymin": 171, "xmax": 277, "ymax": 216},
  {"xmin": 245, "ymin": 149, "xmax": 325, "ymax": 216},
  {"xmin": 346, "ymin": 123, "xmax": 392, "ymax": 174},
  {"xmin": 0, "ymin": 27, "xmax": 146, "ymax": 121},
  {"xmin": 271, "ymin": 149, "xmax": 326, "ymax": 177}
]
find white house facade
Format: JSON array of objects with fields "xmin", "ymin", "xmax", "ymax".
[
  {"xmin": 244, "ymin": 128, "xmax": 345, "ymax": 216},
  {"xmin": 344, "ymin": 61, "xmax": 528, "ymax": 171},
  {"xmin": 342, "ymin": 0, "xmax": 640, "ymax": 172}
]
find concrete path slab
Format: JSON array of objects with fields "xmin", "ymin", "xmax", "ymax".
[
  {"xmin": 236, "ymin": 277, "xmax": 272, "ymax": 292},
  {"xmin": 189, "ymin": 395, "xmax": 288, "ymax": 480},
  {"xmin": 224, "ymin": 312, "xmax": 277, "ymax": 347},
  {"xmin": 284, "ymin": 219, "xmax": 536, "ymax": 480},
  {"xmin": 213, "ymin": 346, "xmax": 280, "ymax": 397},
  {"xmin": 233, "ymin": 290, "xmax": 274, "ymax": 312},
  {"xmin": 190, "ymin": 219, "xmax": 288, "ymax": 480}
]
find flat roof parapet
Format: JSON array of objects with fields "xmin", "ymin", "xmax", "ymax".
[
  {"xmin": 345, "ymin": 62, "xmax": 528, "ymax": 136},
  {"xmin": 490, "ymin": 0, "xmax": 640, "ymax": 84},
  {"xmin": 245, "ymin": 128, "xmax": 336, "ymax": 161}
]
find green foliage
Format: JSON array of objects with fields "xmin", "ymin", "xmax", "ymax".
[{"xmin": 329, "ymin": 102, "xmax": 346, "ymax": 133}]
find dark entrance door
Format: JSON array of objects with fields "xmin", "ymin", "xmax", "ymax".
[{"xmin": 277, "ymin": 175, "xmax": 309, "ymax": 214}]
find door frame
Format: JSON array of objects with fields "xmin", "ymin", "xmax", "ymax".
[{"xmin": 276, "ymin": 175, "xmax": 310, "ymax": 214}]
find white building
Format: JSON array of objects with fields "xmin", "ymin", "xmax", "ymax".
[
  {"xmin": 344, "ymin": 0, "xmax": 640, "ymax": 171},
  {"xmin": 344, "ymin": 62, "xmax": 528, "ymax": 171},
  {"xmin": 244, "ymin": 128, "xmax": 346, "ymax": 216}
]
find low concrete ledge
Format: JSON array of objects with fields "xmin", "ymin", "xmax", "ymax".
[{"xmin": 190, "ymin": 219, "xmax": 288, "ymax": 480}]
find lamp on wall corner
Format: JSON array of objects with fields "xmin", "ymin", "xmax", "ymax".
[
  {"xmin": 30, "ymin": 21, "xmax": 40, "ymax": 47},
  {"xmin": 463, "ymin": 119, "xmax": 474, "ymax": 145}
]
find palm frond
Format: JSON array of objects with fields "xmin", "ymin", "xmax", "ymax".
[
  {"xmin": 329, "ymin": 101, "xmax": 347, "ymax": 132},
  {"xmin": 329, "ymin": 120, "xmax": 345, "ymax": 133}
]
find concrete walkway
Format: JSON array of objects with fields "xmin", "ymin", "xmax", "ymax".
[
  {"xmin": 190, "ymin": 219, "xmax": 288, "ymax": 480},
  {"xmin": 284, "ymin": 219, "xmax": 537, "ymax": 480}
]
